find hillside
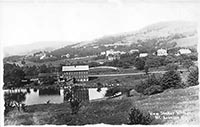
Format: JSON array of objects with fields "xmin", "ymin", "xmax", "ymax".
[
  {"xmin": 50, "ymin": 21, "xmax": 197, "ymax": 57},
  {"xmin": 3, "ymin": 41, "xmax": 74, "ymax": 57},
  {"xmin": 3, "ymin": 21, "xmax": 198, "ymax": 63}
]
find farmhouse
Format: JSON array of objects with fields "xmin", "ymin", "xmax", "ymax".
[
  {"xmin": 107, "ymin": 54, "xmax": 120, "ymax": 61},
  {"xmin": 157, "ymin": 48, "xmax": 168, "ymax": 56},
  {"xmin": 61, "ymin": 54, "xmax": 70, "ymax": 58},
  {"xmin": 179, "ymin": 48, "xmax": 192, "ymax": 54},
  {"xmin": 129, "ymin": 49, "xmax": 139, "ymax": 54},
  {"xmin": 100, "ymin": 51, "xmax": 106, "ymax": 55},
  {"xmin": 139, "ymin": 53, "xmax": 148, "ymax": 57},
  {"xmin": 62, "ymin": 65, "xmax": 89, "ymax": 82}
]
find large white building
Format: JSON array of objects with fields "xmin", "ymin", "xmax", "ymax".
[
  {"xmin": 62, "ymin": 65, "xmax": 89, "ymax": 82},
  {"xmin": 105, "ymin": 49, "xmax": 126, "ymax": 56},
  {"xmin": 157, "ymin": 48, "xmax": 168, "ymax": 56}
]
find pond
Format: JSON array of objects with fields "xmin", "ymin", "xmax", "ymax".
[{"xmin": 4, "ymin": 87, "xmax": 108, "ymax": 105}]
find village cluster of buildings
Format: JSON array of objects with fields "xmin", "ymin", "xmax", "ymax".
[
  {"xmin": 57, "ymin": 48, "xmax": 192, "ymax": 83},
  {"xmin": 20, "ymin": 47, "xmax": 193, "ymax": 86},
  {"xmin": 99, "ymin": 48, "xmax": 192, "ymax": 61}
]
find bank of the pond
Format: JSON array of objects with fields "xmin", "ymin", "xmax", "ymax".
[
  {"xmin": 4, "ymin": 85, "xmax": 199, "ymax": 125},
  {"xmin": 4, "ymin": 98, "xmax": 133, "ymax": 125}
]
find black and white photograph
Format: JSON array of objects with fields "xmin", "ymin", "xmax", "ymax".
[{"xmin": 1, "ymin": 0, "xmax": 199, "ymax": 126}]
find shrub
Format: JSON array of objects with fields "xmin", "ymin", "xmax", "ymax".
[
  {"xmin": 145, "ymin": 56, "xmax": 161, "ymax": 68},
  {"xmin": 165, "ymin": 63, "xmax": 178, "ymax": 71},
  {"xmin": 70, "ymin": 98, "xmax": 82, "ymax": 115},
  {"xmin": 161, "ymin": 70, "xmax": 182, "ymax": 89},
  {"xmin": 128, "ymin": 107, "xmax": 154, "ymax": 125},
  {"xmin": 105, "ymin": 87, "xmax": 121, "ymax": 97},
  {"xmin": 144, "ymin": 65, "xmax": 149, "ymax": 75},
  {"xmin": 134, "ymin": 58, "xmax": 145, "ymax": 70},
  {"xmin": 146, "ymin": 74, "xmax": 161, "ymax": 86},
  {"xmin": 164, "ymin": 55, "xmax": 176, "ymax": 65},
  {"xmin": 134, "ymin": 80, "xmax": 148, "ymax": 94},
  {"xmin": 134, "ymin": 74, "xmax": 162, "ymax": 95},
  {"xmin": 187, "ymin": 67, "xmax": 199, "ymax": 86},
  {"xmin": 143, "ymin": 85, "xmax": 163, "ymax": 95},
  {"xmin": 182, "ymin": 59, "xmax": 194, "ymax": 71}
]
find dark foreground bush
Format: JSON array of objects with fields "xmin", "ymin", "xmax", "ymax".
[
  {"xmin": 128, "ymin": 107, "xmax": 154, "ymax": 125},
  {"xmin": 187, "ymin": 67, "xmax": 199, "ymax": 86},
  {"xmin": 70, "ymin": 98, "xmax": 82, "ymax": 115}
]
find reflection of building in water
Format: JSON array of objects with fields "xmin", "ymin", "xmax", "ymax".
[
  {"xmin": 64, "ymin": 87, "xmax": 89, "ymax": 102},
  {"xmin": 39, "ymin": 88, "xmax": 60, "ymax": 95},
  {"xmin": 62, "ymin": 65, "xmax": 89, "ymax": 82}
]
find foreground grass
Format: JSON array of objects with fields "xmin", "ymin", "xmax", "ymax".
[
  {"xmin": 87, "ymin": 74, "xmax": 147, "ymax": 87},
  {"xmin": 5, "ymin": 99, "xmax": 133, "ymax": 125},
  {"xmin": 4, "ymin": 85, "xmax": 199, "ymax": 125},
  {"xmin": 131, "ymin": 85, "xmax": 199, "ymax": 124}
]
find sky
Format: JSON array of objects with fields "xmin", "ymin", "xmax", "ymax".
[{"xmin": 0, "ymin": 0, "xmax": 199, "ymax": 47}]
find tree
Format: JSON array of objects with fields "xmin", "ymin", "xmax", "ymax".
[
  {"xmin": 23, "ymin": 65, "xmax": 39, "ymax": 76},
  {"xmin": 41, "ymin": 76, "xmax": 56, "ymax": 85},
  {"xmin": 165, "ymin": 63, "xmax": 178, "ymax": 71},
  {"xmin": 134, "ymin": 58, "xmax": 145, "ymax": 70},
  {"xmin": 134, "ymin": 74, "xmax": 162, "ymax": 95},
  {"xmin": 145, "ymin": 56, "xmax": 161, "ymax": 68},
  {"xmin": 161, "ymin": 70, "xmax": 182, "ymax": 89},
  {"xmin": 178, "ymin": 54, "xmax": 190, "ymax": 65},
  {"xmin": 187, "ymin": 66, "xmax": 199, "ymax": 86},
  {"xmin": 164, "ymin": 55, "xmax": 176, "ymax": 65},
  {"xmin": 39, "ymin": 64, "xmax": 49, "ymax": 73},
  {"xmin": 182, "ymin": 59, "xmax": 194, "ymax": 71},
  {"xmin": 70, "ymin": 98, "xmax": 82, "ymax": 115},
  {"xmin": 89, "ymin": 62, "xmax": 100, "ymax": 67},
  {"xmin": 21, "ymin": 58, "xmax": 26, "ymax": 65},
  {"xmin": 4, "ymin": 63, "xmax": 25, "ymax": 88},
  {"xmin": 144, "ymin": 65, "xmax": 149, "ymax": 75},
  {"xmin": 128, "ymin": 107, "xmax": 154, "ymax": 125}
]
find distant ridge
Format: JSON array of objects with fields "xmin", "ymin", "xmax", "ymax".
[{"xmin": 4, "ymin": 21, "xmax": 197, "ymax": 57}]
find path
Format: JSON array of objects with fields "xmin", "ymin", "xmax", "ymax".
[{"xmin": 89, "ymin": 69, "xmax": 187, "ymax": 77}]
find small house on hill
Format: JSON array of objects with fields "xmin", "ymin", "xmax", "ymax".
[
  {"xmin": 129, "ymin": 49, "xmax": 139, "ymax": 54},
  {"xmin": 139, "ymin": 53, "xmax": 148, "ymax": 57},
  {"xmin": 157, "ymin": 48, "xmax": 168, "ymax": 56},
  {"xmin": 179, "ymin": 48, "xmax": 192, "ymax": 54}
]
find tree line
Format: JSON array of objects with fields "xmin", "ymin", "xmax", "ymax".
[{"xmin": 3, "ymin": 63, "xmax": 62, "ymax": 89}]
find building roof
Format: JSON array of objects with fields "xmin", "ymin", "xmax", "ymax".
[
  {"xmin": 139, "ymin": 53, "xmax": 148, "ymax": 57},
  {"xmin": 62, "ymin": 65, "xmax": 89, "ymax": 72}
]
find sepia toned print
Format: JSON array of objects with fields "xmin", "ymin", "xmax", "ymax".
[{"xmin": 1, "ymin": 0, "xmax": 199, "ymax": 126}]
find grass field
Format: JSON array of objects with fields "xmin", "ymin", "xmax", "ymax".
[
  {"xmin": 4, "ymin": 85, "xmax": 199, "ymax": 125},
  {"xmin": 87, "ymin": 74, "xmax": 147, "ymax": 88}
]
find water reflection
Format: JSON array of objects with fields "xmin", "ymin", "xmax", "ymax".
[
  {"xmin": 97, "ymin": 87, "xmax": 102, "ymax": 92},
  {"xmin": 4, "ymin": 87, "xmax": 108, "ymax": 106},
  {"xmin": 25, "ymin": 89, "xmax": 64, "ymax": 105},
  {"xmin": 33, "ymin": 88, "xmax": 37, "ymax": 92},
  {"xmin": 39, "ymin": 88, "xmax": 60, "ymax": 95},
  {"xmin": 64, "ymin": 86, "xmax": 89, "ymax": 102},
  {"xmin": 26, "ymin": 88, "xmax": 31, "ymax": 94}
]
